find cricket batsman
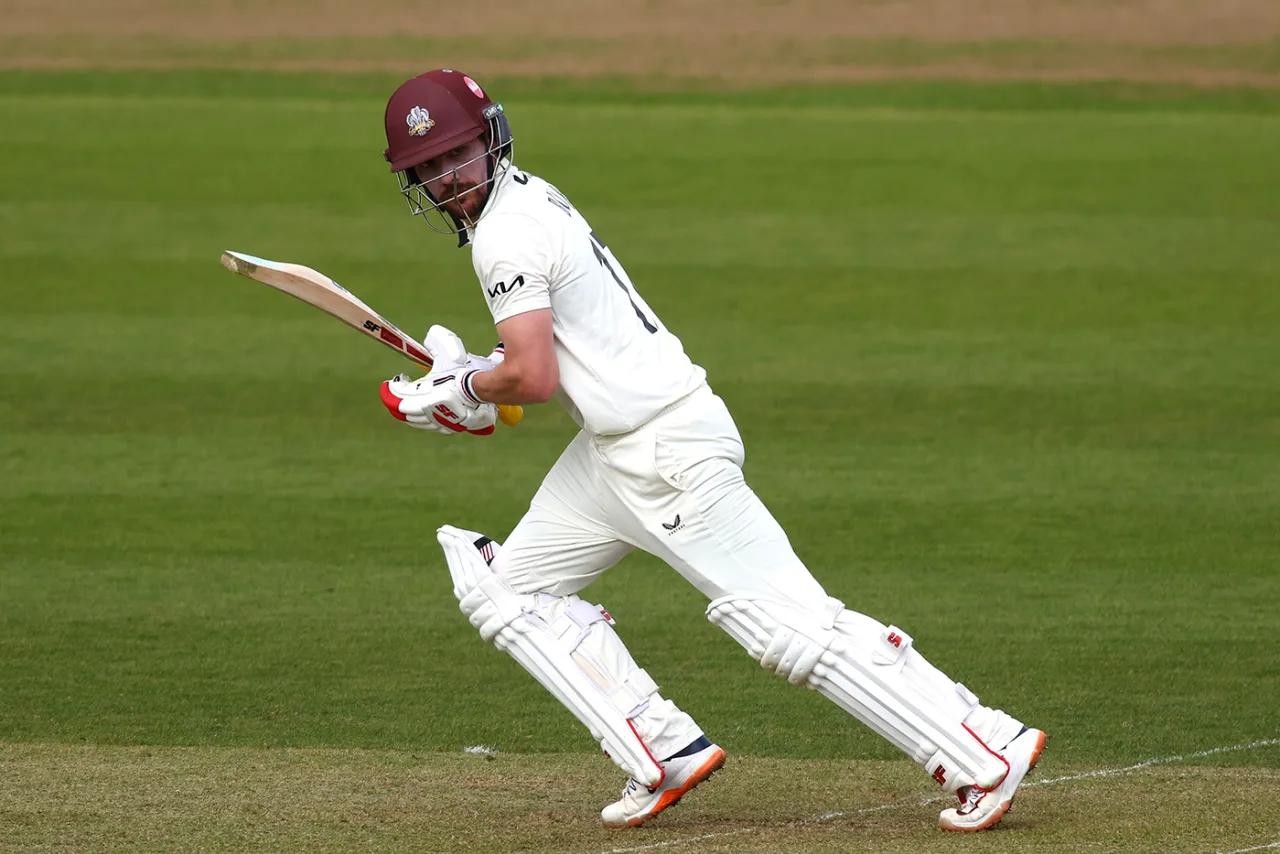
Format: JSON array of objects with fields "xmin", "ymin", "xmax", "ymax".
[{"xmin": 377, "ymin": 69, "xmax": 1046, "ymax": 831}]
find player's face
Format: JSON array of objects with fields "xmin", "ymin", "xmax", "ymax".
[{"xmin": 418, "ymin": 137, "xmax": 490, "ymax": 223}]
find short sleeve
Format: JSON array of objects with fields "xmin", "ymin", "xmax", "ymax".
[{"xmin": 471, "ymin": 213, "xmax": 554, "ymax": 324}]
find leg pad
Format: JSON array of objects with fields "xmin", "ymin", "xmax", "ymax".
[
  {"xmin": 440, "ymin": 525, "xmax": 667, "ymax": 786},
  {"xmin": 708, "ymin": 595, "xmax": 1007, "ymax": 792}
]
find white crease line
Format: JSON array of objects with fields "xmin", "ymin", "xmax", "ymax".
[
  {"xmin": 1023, "ymin": 738, "xmax": 1280, "ymax": 790},
  {"xmin": 1218, "ymin": 842, "xmax": 1280, "ymax": 854},
  {"xmin": 600, "ymin": 737, "xmax": 1280, "ymax": 854}
]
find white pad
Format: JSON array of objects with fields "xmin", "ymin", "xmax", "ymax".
[
  {"xmin": 707, "ymin": 595, "xmax": 1008, "ymax": 792},
  {"xmin": 439, "ymin": 525, "xmax": 665, "ymax": 787}
]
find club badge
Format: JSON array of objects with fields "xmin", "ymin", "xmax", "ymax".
[{"xmin": 406, "ymin": 106, "xmax": 435, "ymax": 137}]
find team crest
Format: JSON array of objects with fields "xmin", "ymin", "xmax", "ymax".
[{"xmin": 405, "ymin": 106, "xmax": 435, "ymax": 137}]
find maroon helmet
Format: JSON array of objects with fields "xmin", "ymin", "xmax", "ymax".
[{"xmin": 383, "ymin": 69, "xmax": 513, "ymax": 239}]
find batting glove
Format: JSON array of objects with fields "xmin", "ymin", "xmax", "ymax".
[{"xmin": 380, "ymin": 372, "xmax": 496, "ymax": 436}]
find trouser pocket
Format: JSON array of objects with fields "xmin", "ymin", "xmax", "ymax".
[{"xmin": 653, "ymin": 394, "xmax": 745, "ymax": 492}]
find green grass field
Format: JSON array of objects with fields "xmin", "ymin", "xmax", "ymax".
[{"xmin": 2, "ymin": 69, "xmax": 1278, "ymax": 852}]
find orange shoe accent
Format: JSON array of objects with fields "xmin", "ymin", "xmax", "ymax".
[
  {"xmin": 1021, "ymin": 729, "xmax": 1048, "ymax": 780},
  {"xmin": 624, "ymin": 748, "xmax": 726, "ymax": 828}
]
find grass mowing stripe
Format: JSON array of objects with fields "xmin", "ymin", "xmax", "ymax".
[
  {"xmin": 7, "ymin": 90, "xmax": 1280, "ymax": 124},
  {"xmin": 600, "ymin": 737, "xmax": 1280, "ymax": 854},
  {"xmin": 7, "ymin": 69, "xmax": 1280, "ymax": 114}
]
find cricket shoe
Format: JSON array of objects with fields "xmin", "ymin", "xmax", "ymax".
[
  {"xmin": 938, "ymin": 726, "xmax": 1047, "ymax": 832},
  {"xmin": 601, "ymin": 736, "xmax": 726, "ymax": 828}
]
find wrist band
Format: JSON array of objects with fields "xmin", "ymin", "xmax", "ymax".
[{"xmin": 460, "ymin": 369, "xmax": 484, "ymax": 405}]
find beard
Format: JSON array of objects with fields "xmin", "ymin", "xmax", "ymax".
[{"xmin": 443, "ymin": 183, "xmax": 486, "ymax": 222}]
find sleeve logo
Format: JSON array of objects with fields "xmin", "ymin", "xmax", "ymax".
[{"xmin": 486, "ymin": 274, "xmax": 525, "ymax": 298}]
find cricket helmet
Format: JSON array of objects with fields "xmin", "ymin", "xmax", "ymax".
[{"xmin": 383, "ymin": 69, "xmax": 513, "ymax": 239}]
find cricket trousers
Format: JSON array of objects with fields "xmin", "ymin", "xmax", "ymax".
[{"xmin": 491, "ymin": 384, "xmax": 834, "ymax": 759}]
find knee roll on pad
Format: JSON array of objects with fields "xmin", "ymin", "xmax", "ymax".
[
  {"xmin": 707, "ymin": 595, "xmax": 1007, "ymax": 792},
  {"xmin": 439, "ymin": 525, "xmax": 665, "ymax": 787}
]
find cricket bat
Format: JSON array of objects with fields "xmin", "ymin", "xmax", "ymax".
[{"xmin": 220, "ymin": 250, "xmax": 523, "ymax": 427}]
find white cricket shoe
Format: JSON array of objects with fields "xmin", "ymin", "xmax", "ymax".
[
  {"xmin": 601, "ymin": 736, "xmax": 726, "ymax": 828},
  {"xmin": 938, "ymin": 726, "xmax": 1047, "ymax": 832}
]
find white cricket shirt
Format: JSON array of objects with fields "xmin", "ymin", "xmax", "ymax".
[{"xmin": 468, "ymin": 165, "xmax": 706, "ymax": 436}]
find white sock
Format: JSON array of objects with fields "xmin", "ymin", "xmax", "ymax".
[{"xmin": 631, "ymin": 694, "xmax": 703, "ymax": 763}]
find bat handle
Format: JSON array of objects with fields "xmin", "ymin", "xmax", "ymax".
[{"xmin": 497, "ymin": 404, "xmax": 524, "ymax": 427}]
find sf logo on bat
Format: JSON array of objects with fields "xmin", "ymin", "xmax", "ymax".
[{"xmin": 362, "ymin": 318, "xmax": 409, "ymax": 353}]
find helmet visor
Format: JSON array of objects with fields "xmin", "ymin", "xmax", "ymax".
[{"xmin": 392, "ymin": 117, "xmax": 513, "ymax": 235}]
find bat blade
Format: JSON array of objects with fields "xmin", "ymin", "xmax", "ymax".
[
  {"xmin": 220, "ymin": 250, "xmax": 435, "ymax": 368},
  {"xmin": 220, "ymin": 250, "xmax": 523, "ymax": 426}
]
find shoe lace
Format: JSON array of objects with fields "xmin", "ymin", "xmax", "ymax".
[{"xmin": 956, "ymin": 784, "xmax": 988, "ymax": 813}]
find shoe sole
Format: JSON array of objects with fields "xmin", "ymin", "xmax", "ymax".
[
  {"xmin": 621, "ymin": 747, "xmax": 727, "ymax": 829},
  {"xmin": 938, "ymin": 729, "xmax": 1047, "ymax": 833}
]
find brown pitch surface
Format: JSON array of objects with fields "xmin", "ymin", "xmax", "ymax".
[
  {"xmin": 3, "ymin": 741, "xmax": 1279, "ymax": 853},
  {"xmin": 3, "ymin": 0, "xmax": 1279, "ymax": 86}
]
